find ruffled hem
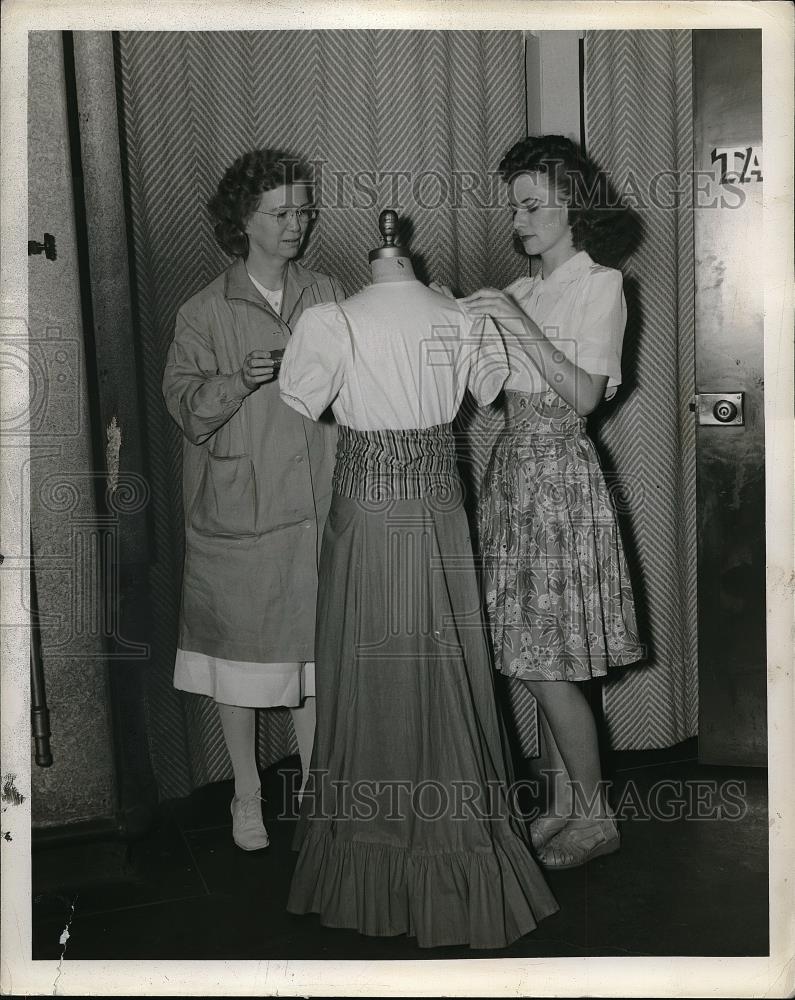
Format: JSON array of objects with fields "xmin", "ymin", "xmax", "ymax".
[{"xmin": 287, "ymin": 826, "xmax": 559, "ymax": 950}]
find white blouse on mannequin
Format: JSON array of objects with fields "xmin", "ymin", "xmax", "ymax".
[{"xmin": 279, "ymin": 279, "xmax": 509, "ymax": 429}]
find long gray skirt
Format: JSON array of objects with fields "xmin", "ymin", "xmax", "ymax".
[{"xmin": 287, "ymin": 462, "xmax": 558, "ymax": 948}]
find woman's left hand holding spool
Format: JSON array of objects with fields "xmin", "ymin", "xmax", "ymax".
[{"xmin": 240, "ymin": 349, "xmax": 281, "ymax": 391}]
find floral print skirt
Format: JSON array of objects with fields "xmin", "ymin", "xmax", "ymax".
[{"xmin": 478, "ymin": 389, "xmax": 643, "ymax": 682}]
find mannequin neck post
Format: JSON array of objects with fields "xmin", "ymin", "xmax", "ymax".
[{"xmin": 370, "ymin": 255, "xmax": 416, "ymax": 284}]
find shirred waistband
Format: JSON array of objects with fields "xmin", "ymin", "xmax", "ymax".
[
  {"xmin": 332, "ymin": 424, "xmax": 459, "ymax": 501},
  {"xmin": 502, "ymin": 389, "xmax": 585, "ymax": 435}
]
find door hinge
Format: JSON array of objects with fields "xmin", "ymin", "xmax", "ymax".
[{"xmin": 28, "ymin": 234, "xmax": 57, "ymax": 261}]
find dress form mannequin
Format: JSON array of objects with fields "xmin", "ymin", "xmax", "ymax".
[
  {"xmin": 368, "ymin": 209, "xmax": 416, "ymax": 283},
  {"xmin": 282, "ymin": 207, "xmax": 558, "ymax": 947}
]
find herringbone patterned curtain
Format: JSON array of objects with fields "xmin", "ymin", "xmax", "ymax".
[
  {"xmin": 115, "ymin": 30, "xmax": 527, "ymax": 799},
  {"xmin": 584, "ymin": 30, "xmax": 698, "ymax": 748}
]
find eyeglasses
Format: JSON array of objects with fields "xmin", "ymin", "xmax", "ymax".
[{"xmin": 252, "ymin": 207, "xmax": 318, "ymax": 225}]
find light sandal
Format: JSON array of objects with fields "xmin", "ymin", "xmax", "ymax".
[
  {"xmin": 529, "ymin": 814, "xmax": 569, "ymax": 853},
  {"xmin": 537, "ymin": 817, "xmax": 620, "ymax": 870}
]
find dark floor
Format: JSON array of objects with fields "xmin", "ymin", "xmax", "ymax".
[{"xmin": 32, "ymin": 739, "xmax": 768, "ymax": 960}]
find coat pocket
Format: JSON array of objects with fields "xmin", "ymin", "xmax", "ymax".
[{"xmin": 190, "ymin": 454, "xmax": 257, "ymax": 537}]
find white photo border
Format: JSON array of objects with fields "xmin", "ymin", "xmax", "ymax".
[{"xmin": 2, "ymin": 1, "xmax": 792, "ymax": 996}]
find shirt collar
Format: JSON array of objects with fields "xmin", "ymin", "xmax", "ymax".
[
  {"xmin": 224, "ymin": 257, "xmax": 315, "ymax": 307},
  {"xmin": 537, "ymin": 250, "xmax": 593, "ymax": 288}
]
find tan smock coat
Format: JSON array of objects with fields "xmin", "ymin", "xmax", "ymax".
[{"xmin": 162, "ymin": 257, "xmax": 345, "ymax": 663}]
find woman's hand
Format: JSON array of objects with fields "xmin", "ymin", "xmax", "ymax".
[
  {"xmin": 460, "ymin": 288, "xmax": 544, "ymax": 340},
  {"xmin": 460, "ymin": 288, "xmax": 534, "ymax": 327},
  {"xmin": 460, "ymin": 290, "xmax": 609, "ymax": 417},
  {"xmin": 239, "ymin": 349, "xmax": 281, "ymax": 391}
]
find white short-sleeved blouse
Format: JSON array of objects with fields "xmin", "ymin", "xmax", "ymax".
[
  {"xmin": 279, "ymin": 279, "xmax": 509, "ymax": 431},
  {"xmin": 503, "ymin": 250, "xmax": 627, "ymax": 399}
]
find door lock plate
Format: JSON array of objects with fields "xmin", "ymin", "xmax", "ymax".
[{"xmin": 694, "ymin": 392, "xmax": 744, "ymax": 426}]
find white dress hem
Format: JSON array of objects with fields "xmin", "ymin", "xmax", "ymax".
[{"xmin": 174, "ymin": 649, "xmax": 315, "ymax": 707}]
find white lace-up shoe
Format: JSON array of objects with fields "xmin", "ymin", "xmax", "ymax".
[{"xmin": 230, "ymin": 788, "xmax": 270, "ymax": 851}]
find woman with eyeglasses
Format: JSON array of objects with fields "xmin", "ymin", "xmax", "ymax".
[{"xmin": 162, "ymin": 149, "xmax": 345, "ymax": 851}]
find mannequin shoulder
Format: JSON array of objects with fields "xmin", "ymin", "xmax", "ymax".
[{"xmin": 295, "ymin": 298, "xmax": 345, "ymax": 327}]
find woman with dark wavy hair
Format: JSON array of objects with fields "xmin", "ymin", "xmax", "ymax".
[
  {"xmin": 460, "ymin": 134, "xmax": 644, "ymax": 869},
  {"xmin": 162, "ymin": 149, "xmax": 345, "ymax": 851}
]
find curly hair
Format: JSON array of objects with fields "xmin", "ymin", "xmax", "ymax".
[
  {"xmin": 499, "ymin": 135, "xmax": 639, "ymax": 266},
  {"xmin": 208, "ymin": 149, "xmax": 311, "ymax": 257}
]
